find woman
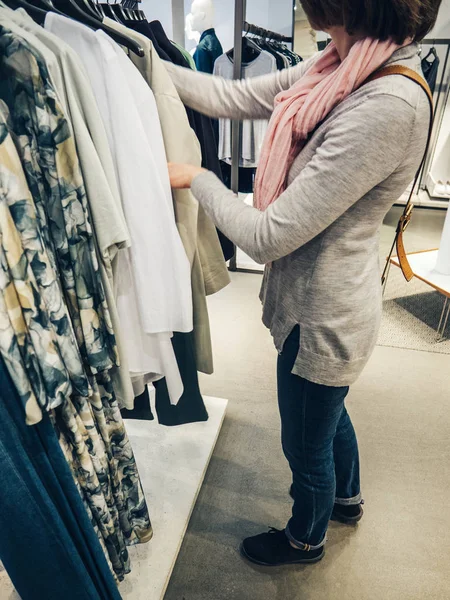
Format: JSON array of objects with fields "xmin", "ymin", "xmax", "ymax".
[{"xmin": 167, "ymin": 0, "xmax": 441, "ymax": 567}]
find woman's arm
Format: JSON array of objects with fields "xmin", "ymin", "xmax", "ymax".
[
  {"xmin": 181, "ymin": 95, "xmax": 418, "ymax": 264},
  {"xmin": 164, "ymin": 56, "xmax": 316, "ymax": 121}
]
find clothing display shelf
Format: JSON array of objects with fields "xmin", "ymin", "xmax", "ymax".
[
  {"xmin": 0, "ymin": 7, "xmax": 231, "ymax": 597},
  {"xmin": 229, "ymin": 0, "xmax": 293, "ymax": 272}
]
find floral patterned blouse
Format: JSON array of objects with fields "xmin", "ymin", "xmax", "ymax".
[
  {"xmin": 0, "ymin": 25, "xmax": 119, "ymax": 377},
  {"xmin": 0, "ymin": 25, "xmax": 152, "ymax": 580}
]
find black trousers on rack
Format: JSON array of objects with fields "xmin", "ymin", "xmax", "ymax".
[
  {"xmin": 122, "ymin": 332, "xmax": 209, "ymax": 426},
  {"xmin": 0, "ymin": 357, "xmax": 121, "ymax": 600}
]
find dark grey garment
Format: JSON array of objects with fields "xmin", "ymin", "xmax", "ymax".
[
  {"xmin": 166, "ymin": 44, "xmax": 430, "ymax": 386},
  {"xmin": 121, "ymin": 332, "xmax": 209, "ymax": 427}
]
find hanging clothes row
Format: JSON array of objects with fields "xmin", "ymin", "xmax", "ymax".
[
  {"xmin": 95, "ymin": 11, "xmax": 233, "ymax": 426},
  {"xmin": 214, "ymin": 27, "xmax": 303, "ymax": 192},
  {"xmin": 0, "ymin": 16, "xmax": 150, "ymax": 593},
  {"xmin": 0, "ymin": 0, "xmax": 230, "ymax": 596}
]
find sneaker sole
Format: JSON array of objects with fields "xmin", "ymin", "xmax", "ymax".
[{"xmin": 239, "ymin": 543, "xmax": 325, "ymax": 567}]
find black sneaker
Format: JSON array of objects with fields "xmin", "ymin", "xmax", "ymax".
[
  {"xmin": 240, "ymin": 528, "xmax": 325, "ymax": 567},
  {"xmin": 289, "ymin": 485, "xmax": 364, "ymax": 525},
  {"xmin": 331, "ymin": 502, "xmax": 364, "ymax": 524}
]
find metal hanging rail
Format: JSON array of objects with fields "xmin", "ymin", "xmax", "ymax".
[
  {"xmin": 228, "ymin": 0, "xmax": 246, "ymax": 271},
  {"xmin": 243, "ymin": 21, "xmax": 293, "ymax": 43},
  {"xmin": 229, "ymin": 2, "xmax": 294, "ymax": 271},
  {"xmin": 423, "ymin": 38, "xmax": 450, "ymax": 45}
]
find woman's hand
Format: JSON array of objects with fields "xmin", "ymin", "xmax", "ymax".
[{"xmin": 168, "ymin": 163, "xmax": 207, "ymax": 189}]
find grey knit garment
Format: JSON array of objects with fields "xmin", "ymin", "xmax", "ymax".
[
  {"xmin": 165, "ymin": 44, "xmax": 430, "ymax": 386},
  {"xmin": 213, "ymin": 50, "xmax": 276, "ymax": 167}
]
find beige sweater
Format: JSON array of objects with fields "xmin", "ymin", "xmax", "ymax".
[{"xmin": 165, "ymin": 44, "xmax": 430, "ymax": 386}]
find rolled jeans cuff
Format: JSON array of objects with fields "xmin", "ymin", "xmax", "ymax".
[
  {"xmin": 285, "ymin": 524, "xmax": 327, "ymax": 551},
  {"xmin": 335, "ymin": 492, "xmax": 363, "ymax": 506}
]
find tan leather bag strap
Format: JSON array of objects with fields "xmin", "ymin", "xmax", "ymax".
[{"xmin": 363, "ymin": 65, "xmax": 434, "ymax": 284}]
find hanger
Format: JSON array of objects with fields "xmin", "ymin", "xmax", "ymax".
[
  {"xmin": 120, "ymin": 0, "xmax": 137, "ymax": 20},
  {"xmin": 93, "ymin": 0, "xmax": 106, "ymax": 19},
  {"xmin": 423, "ymin": 46, "xmax": 438, "ymax": 62},
  {"xmin": 241, "ymin": 28, "xmax": 262, "ymax": 51},
  {"xmin": 108, "ymin": 1, "xmax": 128, "ymax": 23},
  {"xmin": 226, "ymin": 33, "xmax": 261, "ymax": 63},
  {"xmin": 243, "ymin": 34, "xmax": 262, "ymax": 55},
  {"xmin": 70, "ymin": 0, "xmax": 101, "ymax": 19},
  {"xmin": 32, "ymin": 0, "xmax": 62, "ymax": 11},
  {"xmin": 52, "ymin": 0, "xmax": 145, "ymax": 56},
  {"xmin": 99, "ymin": 0, "xmax": 121, "ymax": 21},
  {"xmin": 121, "ymin": 0, "xmax": 146, "ymax": 20}
]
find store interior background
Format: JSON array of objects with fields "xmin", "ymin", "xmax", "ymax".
[
  {"xmin": 134, "ymin": 1, "xmax": 450, "ymax": 599},
  {"xmin": 0, "ymin": 2, "xmax": 448, "ymax": 599},
  {"xmin": 142, "ymin": 0, "xmax": 294, "ymax": 50},
  {"xmin": 143, "ymin": 0, "xmax": 450, "ymax": 206}
]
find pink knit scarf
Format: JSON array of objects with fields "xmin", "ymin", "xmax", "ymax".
[{"xmin": 254, "ymin": 38, "xmax": 405, "ymax": 211}]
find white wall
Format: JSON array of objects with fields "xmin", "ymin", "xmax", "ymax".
[
  {"xmin": 246, "ymin": 0, "xmax": 270, "ymax": 34},
  {"xmin": 210, "ymin": 0, "xmax": 234, "ymax": 51},
  {"xmin": 142, "ymin": 0, "xmax": 173, "ymax": 38},
  {"xmin": 267, "ymin": 0, "xmax": 293, "ymax": 40},
  {"xmin": 183, "ymin": 0, "xmax": 293, "ymax": 51},
  {"xmin": 430, "ymin": 0, "xmax": 450, "ymax": 39}
]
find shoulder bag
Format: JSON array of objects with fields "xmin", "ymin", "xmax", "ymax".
[{"xmin": 363, "ymin": 65, "xmax": 434, "ymax": 286}]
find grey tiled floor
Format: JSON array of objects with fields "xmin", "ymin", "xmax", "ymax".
[{"xmin": 164, "ymin": 207, "xmax": 450, "ymax": 600}]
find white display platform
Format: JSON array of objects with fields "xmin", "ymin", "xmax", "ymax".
[
  {"xmin": 236, "ymin": 246, "xmax": 264, "ymax": 272},
  {"xmin": 390, "ymin": 249, "xmax": 450, "ymax": 296},
  {"xmin": 120, "ymin": 396, "xmax": 227, "ymax": 600},
  {"xmin": 0, "ymin": 564, "xmax": 16, "ymax": 599},
  {"xmin": 0, "ymin": 396, "xmax": 228, "ymax": 600}
]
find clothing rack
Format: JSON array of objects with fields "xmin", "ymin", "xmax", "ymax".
[
  {"xmin": 230, "ymin": 0, "xmax": 293, "ymax": 271},
  {"xmin": 419, "ymin": 38, "xmax": 450, "ymax": 194},
  {"xmin": 423, "ymin": 38, "xmax": 450, "ymax": 44},
  {"xmin": 243, "ymin": 21, "xmax": 293, "ymax": 43}
]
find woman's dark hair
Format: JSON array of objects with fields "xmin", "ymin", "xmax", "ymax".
[{"xmin": 300, "ymin": 0, "xmax": 442, "ymax": 43}]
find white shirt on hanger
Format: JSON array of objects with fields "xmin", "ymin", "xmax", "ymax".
[{"xmin": 46, "ymin": 13, "xmax": 193, "ymax": 404}]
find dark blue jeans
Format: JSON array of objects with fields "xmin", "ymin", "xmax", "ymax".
[
  {"xmin": 277, "ymin": 327, "xmax": 361, "ymax": 550},
  {"xmin": 0, "ymin": 357, "xmax": 122, "ymax": 600}
]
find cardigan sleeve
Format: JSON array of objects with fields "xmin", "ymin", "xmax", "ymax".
[
  {"xmin": 190, "ymin": 94, "xmax": 417, "ymax": 265},
  {"xmin": 164, "ymin": 55, "xmax": 317, "ymax": 121}
]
